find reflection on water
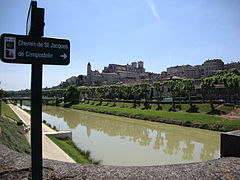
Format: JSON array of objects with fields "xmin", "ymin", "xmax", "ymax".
[{"xmin": 41, "ymin": 105, "xmax": 220, "ymax": 166}]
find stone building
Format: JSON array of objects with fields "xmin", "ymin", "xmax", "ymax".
[
  {"xmin": 185, "ymin": 65, "xmax": 204, "ymax": 79},
  {"xmin": 224, "ymin": 61, "xmax": 240, "ymax": 71},
  {"xmin": 87, "ymin": 61, "xmax": 149, "ymax": 85},
  {"xmin": 167, "ymin": 65, "xmax": 193, "ymax": 78},
  {"xmin": 165, "ymin": 59, "xmax": 226, "ymax": 79},
  {"xmin": 103, "ymin": 61, "xmax": 145, "ymax": 73},
  {"xmin": 202, "ymin": 59, "xmax": 224, "ymax": 77}
]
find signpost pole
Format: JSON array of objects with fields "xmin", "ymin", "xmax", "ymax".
[
  {"xmin": 29, "ymin": 3, "xmax": 44, "ymax": 180},
  {"xmin": 31, "ymin": 64, "xmax": 43, "ymax": 179}
]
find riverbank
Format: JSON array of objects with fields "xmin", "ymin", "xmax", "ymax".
[
  {"xmin": 0, "ymin": 116, "xmax": 30, "ymax": 154},
  {"xmin": 47, "ymin": 135, "xmax": 100, "ymax": 164},
  {"xmin": 17, "ymin": 104, "xmax": 99, "ymax": 164},
  {"xmin": 70, "ymin": 103, "xmax": 240, "ymax": 132},
  {"xmin": 2, "ymin": 101, "xmax": 20, "ymax": 121},
  {"xmin": 7, "ymin": 104, "xmax": 75, "ymax": 163}
]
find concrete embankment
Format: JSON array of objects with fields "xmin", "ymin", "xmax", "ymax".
[
  {"xmin": 8, "ymin": 104, "xmax": 75, "ymax": 163},
  {"xmin": 0, "ymin": 144, "xmax": 240, "ymax": 180}
]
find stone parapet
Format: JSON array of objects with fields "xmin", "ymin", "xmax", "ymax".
[{"xmin": 1, "ymin": 144, "xmax": 240, "ymax": 180}]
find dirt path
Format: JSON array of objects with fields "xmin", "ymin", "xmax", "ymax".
[
  {"xmin": 221, "ymin": 107, "xmax": 240, "ymax": 120},
  {"xmin": 8, "ymin": 104, "xmax": 75, "ymax": 163}
]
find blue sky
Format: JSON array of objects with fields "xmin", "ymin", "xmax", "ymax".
[{"xmin": 0, "ymin": 0, "xmax": 239, "ymax": 90}]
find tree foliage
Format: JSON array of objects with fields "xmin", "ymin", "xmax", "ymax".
[{"xmin": 64, "ymin": 85, "xmax": 80, "ymax": 104}]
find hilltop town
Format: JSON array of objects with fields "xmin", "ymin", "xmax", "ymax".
[{"xmin": 56, "ymin": 59, "xmax": 240, "ymax": 88}]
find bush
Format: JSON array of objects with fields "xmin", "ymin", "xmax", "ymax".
[
  {"xmin": 182, "ymin": 120, "xmax": 192, "ymax": 127},
  {"xmin": 16, "ymin": 120, "xmax": 23, "ymax": 126}
]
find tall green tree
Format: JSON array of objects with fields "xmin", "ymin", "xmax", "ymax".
[
  {"xmin": 64, "ymin": 85, "xmax": 80, "ymax": 104},
  {"xmin": 201, "ymin": 77, "xmax": 217, "ymax": 111},
  {"xmin": 182, "ymin": 79, "xmax": 195, "ymax": 108},
  {"xmin": 108, "ymin": 85, "xmax": 119, "ymax": 106},
  {"xmin": 130, "ymin": 84, "xmax": 142, "ymax": 108},
  {"xmin": 153, "ymin": 82, "xmax": 164, "ymax": 110},
  {"xmin": 164, "ymin": 80, "xmax": 179, "ymax": 110},
  {"xmin": 96, "ymin": 86, "xmax": 107, "ymax": 105},
  {"xmin": 232, "ymin": 76, "xmax": 240, "ymax": 103},
  {"xmin": 139, "ymin": 83, "xmax": 152, "ymax": 109}
]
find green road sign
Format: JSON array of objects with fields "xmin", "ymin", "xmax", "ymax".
[{"xmin": 0, "ymin": 33, "xmax": 70, "ymax": 65}]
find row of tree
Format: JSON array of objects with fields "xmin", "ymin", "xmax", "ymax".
[
  {"xmin": 201, "ymin": 69, "xmax": 240, "ymax": 110},
  {"xmin": 64, "ymin": 69, "xmax": 240, "ymax": 110},
  {"xmin": 66, "ymin": 79, "xmax": 195, "ymax": 110}
]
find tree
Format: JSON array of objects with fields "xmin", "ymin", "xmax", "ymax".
[
  {"xmin": 201, "ymin": 77, "xmax": 217, "ymax": 111},
  {"xmin": 153, "ymin": 82, "xmax": 164, "ymax": 110},
  {"xmin": 64, "ymin": 85, "xmax": 80, "ymax": 104},
  {"xmin": 232, "ymin": 76, "xmax": 240, "ymax": 103},
  {"xmin": 122, "ymin": 85, "xmax": 132, "ymax": 100},
  {"xmin": 96, "ymin": 86, "xmax": 107, "ymax": 105},
  {"xmin": 108, "ymin": 85, "xmax": 119, "ymax": 106},
  {"xmin": 130, "ymin": 84, "xmax": 142, "ymax": 108},
  {"xmin": 182, "ymin": 79, "xmax": 195, "ymax": 108},
  {"xmin": 139, "ymin": 83, "xmax": 151, "ymax": 109},
  {"xmin": 164, "ymin": 80, "xmax": 179, "ymax": 110},
  {"xmin": 217, "ymin": 70, "xmax": 240, "ymax": 103}
]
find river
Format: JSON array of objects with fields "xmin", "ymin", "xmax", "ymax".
[{"xmin": 21, "ymin": 104, "xmax": 220, "ymax": 166}]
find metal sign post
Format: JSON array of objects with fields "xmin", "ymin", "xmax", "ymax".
[
  {"xmin": 0, "ymin": 1, "xmax": 70, "ymax": 179},
  {"xmin": 28, "ymin": 2, "xmax": 44, "ymax": 180},
  {"xmin": 31, "ymin": 64, "xmax": 43, "ymax": 180}
]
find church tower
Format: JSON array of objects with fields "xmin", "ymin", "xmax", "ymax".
[
  {"xmin": 87, "ymin": 62, "xmax": 91, "ymax": 76},
  {"xmin": 87, "ymin": 62, "xmax": 92, "ymax": 84}
]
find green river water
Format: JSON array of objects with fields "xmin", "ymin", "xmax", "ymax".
[{"xmin": 40, "ymin": 105, "xmax": 220, "ymax": 166}]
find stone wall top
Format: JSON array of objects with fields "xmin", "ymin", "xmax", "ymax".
[{"xmin": 1, "ymin": 144, "xmax": 240, "ymax": 180}]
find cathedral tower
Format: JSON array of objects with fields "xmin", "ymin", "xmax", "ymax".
[{"xmin": 87, "ymin": 62, "xmax": 92, "ymax": 83}]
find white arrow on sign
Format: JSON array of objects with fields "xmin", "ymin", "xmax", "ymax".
[{"xmin": 60, "ymin": 53, "xmax": 67, "ymax": 59}]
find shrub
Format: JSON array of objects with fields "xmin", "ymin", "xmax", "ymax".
[{"xmin": 182, "ymin": 120, "xmax": 191, "ymax": 127}]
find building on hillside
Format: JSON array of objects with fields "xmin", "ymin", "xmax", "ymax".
[
  {"xmin": 87, "ymin": 61, "xmax": 151, "ymax": 85},
  {"xmin": 160, "ymin": 71, "xmax": 167, "ymax": 78},
  {"xmin": 185, "ymin": 65, "xmax": 204, "ymax": 79},
  {"xmin": 167, "ymin": 65, "xmax": 193, "ymax": 78},
  {"xmin": 163, "ymin": 59, "xmax": 240, "ymax": 79},
  {"xmin": 202, "ymin": 59, "xmax": 224, "ymax": 77},
  {"xmin": 102, "ymin": 61, "xmax": 145, "ymax": 73},
  {"xmin": 224, "ymin": 61, "xmax": 240, "ymax": 71}
]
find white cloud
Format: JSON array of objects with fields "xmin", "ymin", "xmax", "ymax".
[{"xmin": 145, "ymin": 0, "xmax": 160, "ymax": 19}]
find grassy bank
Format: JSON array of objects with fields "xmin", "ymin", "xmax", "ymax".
[
  {"xmin": 0, "ymin": 116, "xmax": 30, "ymax": 154},
  {"xmin": 84, "ymin": 100, "xmax": 239, "ymax": 114},
  {"xmin": 1, "ymin": 101, "xmax": 19, "ymax": 121},
  {"xmin": 46, "ymin": 135, "xmax": 100, "ymax": 164},
  {"xmin": 71, "ymin": 103, "xmax": 240, "ymax": 132}
]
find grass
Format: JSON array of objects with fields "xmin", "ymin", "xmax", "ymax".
[
  {"xmin": 42, "ymin": 120, "xmax": 58, "ymax": 131},
  {"xmin": 87, "ymin": 100, "xmax": 240, "ymax": 114},
  {"xmin": 0, "ymin": 116, "xmax": 30, "ymax": 154},
  {"xmin": 47, "ymin": 135, "xmax": 100, "ymax": 164},
  {"xmin": 1, "ymin": 101, "xmax": 20, "ymax": 121},
  {"xmin": 72, "ymin": 102, "xmax": 240, "ymax": 132}
]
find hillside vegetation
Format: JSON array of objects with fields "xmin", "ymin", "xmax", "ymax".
[{"xmin": 0, "ymin": 116, "xmax": 30, "ymax": 154}]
